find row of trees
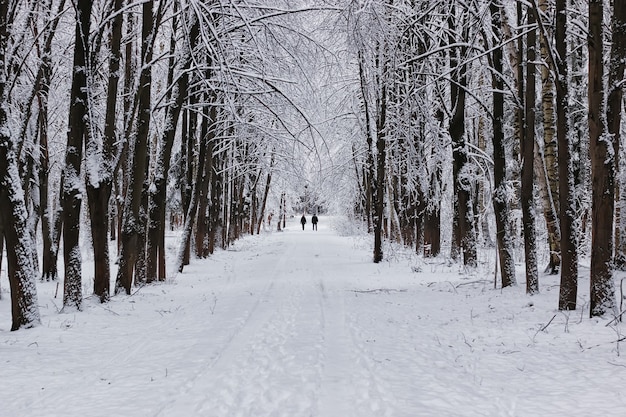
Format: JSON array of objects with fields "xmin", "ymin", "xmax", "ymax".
[
  {"xmin": 0, "ymin": 0, "xmax": 330, "ymax": 330},
  {"xmin": 348, "ymin": 0, "xmax": 625, "ymax": 317},
  {"xmin": 3, "ymin": 0, "xmax": 625, "ymax": 329}
]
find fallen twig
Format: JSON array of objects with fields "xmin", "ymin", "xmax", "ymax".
[
  {"xmin": 540, "ymin": 314, "xmax": 557, "ymax": 332},
  {"xmin": 455, "ymin": 280, "xmax": 491, "ymax": 288},
  {"xmin": 351, "ymin": 288, "xmax": 408, "ymax": 294},
  {"xmin": 605, "ymin": 309, "xmax": 626, "ymax": 327}
]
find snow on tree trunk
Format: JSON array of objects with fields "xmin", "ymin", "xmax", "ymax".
[
  {"xmin": 552, "ymin": 0, "xmax": 579, "ymax": 311},
  {"xmin": 147, "ymin": 8, "xmax": 198, "ymax": 282},
  {"xmin": 448, "ymin": 7, "xmax": 476, "ymax": 268},
  {"xmin": 522, "ymin": 7, "xmax": 539, "ymax": 295},
  {"xmin": 490, "ymin": 1, "xmax": 516, "ymax": 288},
  {"xmin": 538, "ymin": 0, "xmax": 561, "ymax": 274},
  {"xmin": 0, "ymin": 117, "xmax": 41, "ymax": 330},
  {"xmin": 589, "ymin": 0, "xmax": 626, "ymax": 315},
  {"xmin": 116, "ymin": 0, "xmax": 155, "ymax": 294},
  {"xmin": 0, "ymin": 0, "xmax": 40, "ymax": 328},
  {"xmin": 61, "ymin": 0, "xmax": 93, "ymax": 311},
  {"xmin": 85, "ymin": 0, "xmax": 123, "ymax": 302}
]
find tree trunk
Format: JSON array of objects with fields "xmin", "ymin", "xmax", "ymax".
[
  {"xmin": 208, "ymin": 140, "xmax": 221, "ymax": 254},
  {"xmin": 62, "ymin": 0, "xmax": 93, "ymax": 311},
  {"xmin": 522, "ymin": 8, "xmax": 539, "ymax": 294},
  {"xmin": 175, "ymin": 106, "xmax": 213, "ymax": 273},
  {"xmin": 256, "ymin": 154, "xmax": 275, "ymax": 235},
  {"xmin": 38, "ymin": 83, "xmax": 57, "ymax": 282},
  {"xmin": 553, "ymin": 0, "xmax": 578, "ymax": 311},
  {"xmin": 194, "ymin": 102, "xmax": 215, "ymax": 257},
  {"xmin": 373, "ymin": 70, "xmax": 387, "ymax": 264},
  {"xmin": 147, "ymin": 9, "xmax": 198, "ymax": 282},
  {"xmin": 0, "ymin": 151, "xmax": 41, "ymax": 330},
  {"xmin": 0, "ymin": 0, "xmax": 40, "ymax": 328},
  {"xmin": 490, "ymin": 1, "xmax": 517, "ymax": 288},
  {"xmin": 534, "ymin": 141, "xmax": 560, "ymax": 274},
  {"xmin": 116, "ymin": 0, "xmax": 155, "ymax": 294},
  {"xmin": 538, "ymin": 0, "xmax": 560, "ymax": 274},
  {"xmin": 589, "ymin": 0, "xmax": 626, "ymax": 315},
  {"xmin": 610, "ymin": 3, "xmax": 626, "ymax": 270},
  {"xmin": 358, "ymin": 49, "xmax": 376, "ymax": 239},
  {"xmin": 449, "ymin": 7, "xmax": 476, "ymax": 267},
  {"xmin": 85, "ymin": 0, "xmax": 123, "ymax": 302}
]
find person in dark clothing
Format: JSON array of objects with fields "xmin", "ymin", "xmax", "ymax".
[
  {"xmin": 300, "ymin": 215, "xmax": 306, "ymax": 230},
  {"xmin": 311, "ymin": 214, "xmax": 318, "ymax": 231}
]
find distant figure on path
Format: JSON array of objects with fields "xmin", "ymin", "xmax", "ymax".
[
  {"xmin": 312, "ymin": 214, "xmax": 318, "ymax": 231},
  {"xmin": 300, "ymin": 215, "xmax": 307, "ymax": 230}
]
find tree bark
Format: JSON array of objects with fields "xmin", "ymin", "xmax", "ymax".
[
  {"xmin": 588, "ymin": 0, "xmax": 616, "ymax": 317},
  {"xmin": 0, "ymin": 0, "xmax": 41, "ymax": 330},
  {"xmin": 552, "ymin": 0, "xmax": 579, "ymax": 311},
  {"xmin": 449, "ymin": 7, "xmax": 476, "ymax": 267},
  {"xmin": 373, "ymin": 63, "xmax": 387, "ymax": 264},
  {"xmin": 116, "ymin": 0, "xmax": 155, "ymax": 294},
  {"xmin": 538, "ymin": 0, "xmax": 561, "ymax": 274},
  {"xmin": 256, "ymin": 153, "xmax": 275, "ymax": 235},
  {"xmin": 175, "ymin": 102, "xmax": 213, "ymax": 273},
  {"xmin": 62, "ymin": 0, "xmax": 93, "ymax": 311},
  {"xmin": 490, "ymin": 1, "xmax": 517, "ymax": 288},
  {"xmin": 147, "ymin": 8, "xmax": 198, "ymax": 282},
  {"xmin": 522, "ymin": 7, "xmax": 539, "ymax": 294},
  {"xmin": 86, "ymin": 0, "xmax": 123, "ymax": 302}
]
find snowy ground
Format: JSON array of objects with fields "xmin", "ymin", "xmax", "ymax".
[{"xmin": 1, "ymin": 216, "xmax": 626, "ymax": 417}]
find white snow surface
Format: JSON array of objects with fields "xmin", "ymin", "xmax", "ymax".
[{"xmin": 2, "ymin": 217, "xmax": 626, "ymax": 417}]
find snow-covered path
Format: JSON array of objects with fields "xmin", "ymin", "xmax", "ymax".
[{"xmin": 2, "ymin": 217, "xmax": 626, "ymax": 417}]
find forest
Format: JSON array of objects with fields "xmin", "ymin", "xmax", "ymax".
[{"xmin": 0, "ymin": 0, "xmax": 625, "ymax": 331}]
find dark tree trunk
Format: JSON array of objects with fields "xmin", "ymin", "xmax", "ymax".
[
  {"xmin": 449, "ymin": 8, "xmax": 476, "ymax": 267},
  {"xmin": 423, "ymin": 156, "xmax": 441, "ymax": 257},
  {"xmin": 182, "ymin": 91, "xmax": 198, "ymax": 266},
  {"xmin": 552, "ymin": 0, "xmax": 578, "ymax": 310},
  {"xmin": 490, "ymin": 2, "xmax": 516, "ymax": 288},
  {"xmin": 0, "ymin": 151, "xmax": 41, "ymax": 330},
  {"xmin": 62, "ymin": 0, "xmax": 93, "ymax": 311},
  {"xmin": 38, "ymin": 86, "xmax": 57, "ymax": 282},
  {"xmin": 208, "ymin": 140, "xmax": 220, "ymax": 254},
  {"xmin": 176, "ymin": 108, "xmax": 212, "ymax": 273},
  {"xmin": 587, "ymin": 0, "xmax": 624, "ymax": 316},
  {"xmin": 116, "ymin": 0, "xmax": 155, "ymax": 294},
  {"xmin": 147, "ymin": 9, "xmax": 198, "ymax": 282},
  {"xmin": 29, "ymin": 0, "xmax": 66, "ymax": 283},
  {"xmin": 372, "ymin": 46, "xmax": 388, "ymax": 263},
  {"xmin": 423, "ymin": 110, "xmax": 444, "ymax": 257},
  {"xmin": 256, "ymin": 154, "xmax": 275, "ymax": 235},
  {"xmin": 116, "ymin": 8, "xmax": 134, "ymax": 258},
  {"xmin": 358, "ymin": 50, "xmax": 375, "ymax": 238},
  {"xmin": 0, "ymin": 0, "xmax": 40, "ymax": 328},
  {"xmin": 194, "ymin": 103, "xmax": 215, "ymax": 257},
  {"xmin": 608, "ymin": 0, "xmax": 626, "ymax": 270},
  {"xmin": 522, "ymin": 7, "xmax": 539, "ymax": 294},
  {"xmin": 86, "ymin": 0, "xmax": 123, "ymax": 302}
]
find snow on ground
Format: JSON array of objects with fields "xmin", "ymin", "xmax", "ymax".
[{"xmin": 1, "ymin": 216, "xmax": 626, "ymax": 417}]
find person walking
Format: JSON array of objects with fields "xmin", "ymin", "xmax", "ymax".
[
  {"xmin": 311, "ymin": 214, "xmax": 318, "ymax": 231},
  {"xmin": 300, "ymin": 214, "xmax": 307, "ymax": 230}
]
